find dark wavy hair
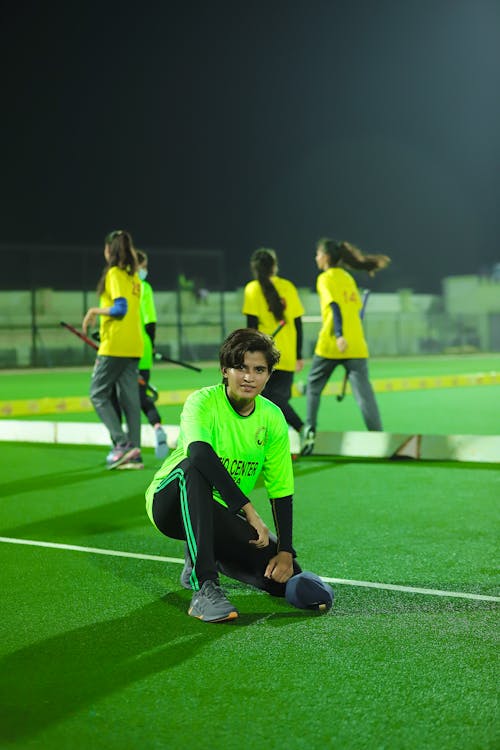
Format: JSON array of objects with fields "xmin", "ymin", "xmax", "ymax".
[{"xmin": 220, "ymin": 328, "xmax": 280, "ymax": 382}]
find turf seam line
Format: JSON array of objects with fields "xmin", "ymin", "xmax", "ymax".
[{"xmin": 1, "ymin": 536, "xmax": 498, "ymax": 602}]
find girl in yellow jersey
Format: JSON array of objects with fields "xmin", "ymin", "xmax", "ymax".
[
  {"xmin": 242, "ymin": 248, "xmax": 306, "ymax": 446},
  {"xmin": 82, "ymin": 230, "xmax": 144, "ymax": 469},
  {"xmin": 302, "ymin": 238, "xmax": 390, "ymax": 455}
]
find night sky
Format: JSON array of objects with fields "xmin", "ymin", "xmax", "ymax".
[{"xmin": 2, "ymin": 0, "xmax": 500, "ymax": 293}]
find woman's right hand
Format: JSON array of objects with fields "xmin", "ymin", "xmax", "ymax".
[
  {"xmin": 242, "ymin": 503, "xmax": 269, "ymax": 548},
  {"xmin": 336, "ymin": 336, "xmax": 348, "ymax": 353}
]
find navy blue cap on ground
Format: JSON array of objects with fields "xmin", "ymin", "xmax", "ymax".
[{"xmin": 285, "ymin": 571, "xmax": 334, "ymax": 612}]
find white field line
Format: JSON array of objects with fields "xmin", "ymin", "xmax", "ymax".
[
  {"xmin": 321, "ymin": 576, "xmax": 500, "ymax": 602},
  {"xmin": 0, "ymin": 536, "xmax": 181, "ymax": 564},
  {"xmin": 1, "ymin": 535, "xmax": 498, "ymax": 603}
]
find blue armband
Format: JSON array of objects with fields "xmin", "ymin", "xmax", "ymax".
[
  {"xmin": 330, "ymin": 301, "xmax": 343, "ymax": 337},
  {"xmin": 109, "ymin": 297, "xmax": 128, "ymax": 318}
]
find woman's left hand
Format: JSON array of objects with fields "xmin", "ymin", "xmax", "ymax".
[{"xmin": 82, "ymin": 309, "xmax": 96, "ymax": 334}]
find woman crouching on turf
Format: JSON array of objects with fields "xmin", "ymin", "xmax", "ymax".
[{"xmin": 145, "ymin": 328, "xmax": 333, "ymax": 623}]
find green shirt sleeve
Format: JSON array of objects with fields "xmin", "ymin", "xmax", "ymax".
[{"xmin": 140, "ymin": 281, "xmax": 157, "ymax": 325}]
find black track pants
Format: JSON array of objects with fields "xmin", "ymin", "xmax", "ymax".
[
  {"xmin": 262, "ymin": 370, "xmax": 303, "ymax": 432},
  {"xmin": 151, "ymin": 457, "xmax": 301, "ymax": 595}
]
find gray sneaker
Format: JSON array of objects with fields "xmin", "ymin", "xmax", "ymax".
[
  {"xmin": 300, "ymin": 425, "xmax": 316, "ymax": 456},
  {"xmin": 180, "ymin": 544, "xmax": 193, "ymax": 589},
  {"xmin": 188, "ymin": 580, "xmax": 238, "ymax": 622}
]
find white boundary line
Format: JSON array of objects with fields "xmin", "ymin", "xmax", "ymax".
[
  {"xmin": 1, "ymin": 536, "xmax": 498, "ymax": 603},
  {"xmin": 0, "ymin": 536, "xmax": 181, "ymax": 564},
  {"xmin": 321, "ymin": 576, "xmax": 499, "ymax": 602}
]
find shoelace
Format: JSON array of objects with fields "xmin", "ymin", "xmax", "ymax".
[{"xmin": 202, "ymin": 582, "xmax": 226, "ymax": 603}]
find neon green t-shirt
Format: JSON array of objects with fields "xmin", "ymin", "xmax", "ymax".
[
  {"xmin": 242, "ymin": 276, "xmax": 305, "ymax": 371},
  {"xmin": 139, "ymin": 280, "xmax": 157, "ymax": 370},
  {"xmin": 145, "ymin": 383, "xmax": 294, "ymax": 523},
  {"xmin": 315, "ymin": 268, "xmax": 369, "ymax": 359},
  {"xmin": 98, "ymin": 266, "xmax": 143, "ymax": 358}
]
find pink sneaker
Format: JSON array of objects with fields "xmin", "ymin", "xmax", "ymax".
[{"xmin": 106, "ymin": 445, "xmax": 140, "ymax": 470}]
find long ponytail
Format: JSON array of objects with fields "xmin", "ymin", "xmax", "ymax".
[
  {"xmin": 250, "ymin": 247, "xmax": 285, "ymax": 321},
  {"xmin": 319, "ymin": 238, "xmax": 390, "ymax": 275}
]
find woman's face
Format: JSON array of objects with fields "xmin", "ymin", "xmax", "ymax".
[
  {"xmin": 104, "ymin": 244, "xmax": 111, "ymax": 263},
  {"xmin": 315, "ymin": 245, "xmax": 329, "ymax": 271},
  {"xmin": 222, "ymin": 350, "xmax": 271, "ymax": 414}
]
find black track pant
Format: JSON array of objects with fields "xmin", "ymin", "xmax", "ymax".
[
  {"xmin": 139, "ymin": 369, "xmax": 162, "ymax": 426},
  {"xmin": 152, "ymin": 457, "xmax": 301, "ymax": 595},
  {"xmin": 262, "ymin": 370, "xmax": 303, "ymax": 432}
]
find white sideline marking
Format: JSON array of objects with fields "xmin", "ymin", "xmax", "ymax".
[
  {"xmin": 321, "ymin": 576, "xmax": 500, "ymax": 602},
  {"xmin": 1, "ymin": 536, "xmax": 498, "ymax": 603},
  {"xmin": 0, "ymin": 536, "xmax": 181, "ymax": 565}
]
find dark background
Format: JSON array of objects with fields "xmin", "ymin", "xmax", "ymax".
[{"xmin": 1, "ymin": 0, "xmax": 499, "ymax": 293}]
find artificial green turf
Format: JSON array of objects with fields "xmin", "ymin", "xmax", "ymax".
[
  {"xmin": 1, "ymin": 442, "xmax": 498, "ymax": 749},
  {"xmin": 1, "ymin": 546, "xmax": 497, "ymax": 750}
]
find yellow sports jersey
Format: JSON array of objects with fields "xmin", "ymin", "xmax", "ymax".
[
  {"xmin": 315, "ymin": 268, "xmax": 369, "ymax": 359},
  {"xmin": 242, "ymin": 276, "xmax": 304, "ymax": 371},
  {"xmin": 98, "ymin": 266, "xmax": 144, "ymax": 358}
]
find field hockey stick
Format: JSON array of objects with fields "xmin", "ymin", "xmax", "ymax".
[
  {"xmin": 60, "ymin": 321, "xmax": 99, "ymax": 350},
  {"xmin": 337, "ymin": 289, "xmax": 371, "ymax": 403},
  {"xmin": 270, "ymin": 320, "xmax": 286, "ymax": 338},
  {"xmin": 90, "ymin": 326, "xmax": 202, "ymax": 373},
  {"xmin": 60, "ymin": 321, "xmax": 159, "ymax": 401},
  {"xmin": 153, "ymin": 351, "xmax": 202, "ymax": 372}
]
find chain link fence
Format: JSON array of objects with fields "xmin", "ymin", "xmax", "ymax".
[{"xmin": 2, "ymin": 244, "xmax": 499, "ymax": 368}]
